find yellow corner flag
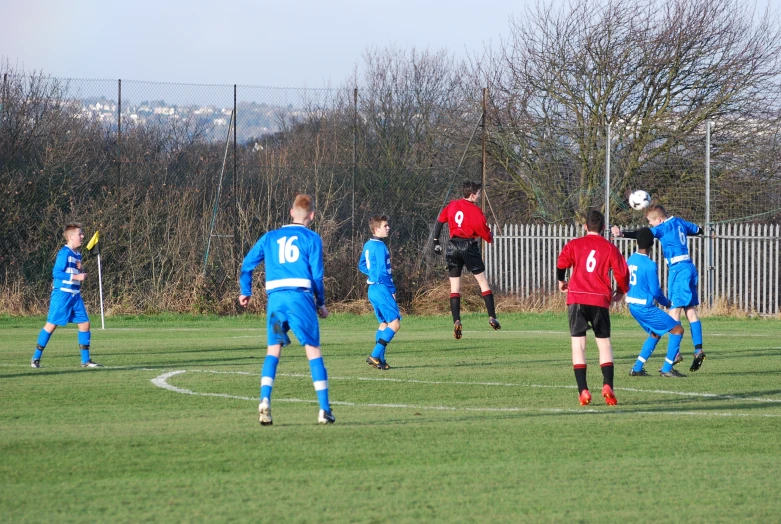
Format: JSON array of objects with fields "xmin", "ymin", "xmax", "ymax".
[{"xmin": 86, "ymin": 231, "xmax": 100, "ymax": 255}]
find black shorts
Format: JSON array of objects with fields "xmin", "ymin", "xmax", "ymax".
[
  {"xmin": 446, "ymin": 238, "xmax": 485, "ymax": 277},
  {"xmin": 568, "ymin": 304, "xmax": 611, "ymax": 338}
]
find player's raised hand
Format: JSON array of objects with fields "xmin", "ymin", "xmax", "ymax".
[
  {"xmin": 610, "ymin": 225, "xmax": 621, "ymax": 238},
  {"xmin": 238, "ymin": 295, "xmax": 250, "ymax": 308}
]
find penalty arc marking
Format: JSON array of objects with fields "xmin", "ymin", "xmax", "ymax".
[{"xmin": 150, "ymin": 369, "xmax": 781, "ymax": 418}]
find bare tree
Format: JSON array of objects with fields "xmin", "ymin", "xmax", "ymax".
[{"xmin": 479, "ymin": 0, "xmax": 781, "ymax": 222}]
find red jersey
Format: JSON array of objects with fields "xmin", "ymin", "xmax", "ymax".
[
  {"xmin": 557, "ymin": 233, "xmax": 629, "ymax": 308},
  {"xmin": 437, "ymin": 199, "xmax": 493, "ymax": 243}
]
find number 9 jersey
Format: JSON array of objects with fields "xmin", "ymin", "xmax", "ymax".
[
  {"xmin": 239, "ymin": 224, "xmax": 326, "ymax": 308},
  {"xmin": 556, "ymin": 234, "xmax": 629, "ymax": 308},
  {"xmin": 437, "ymin": 199, "xmax": 493, "ymax": 242}
]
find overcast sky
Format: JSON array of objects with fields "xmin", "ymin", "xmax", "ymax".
[{"xmin": 3, "ymin": 0, "xmax": 779, "ymax": 88}]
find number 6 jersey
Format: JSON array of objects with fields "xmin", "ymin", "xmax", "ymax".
[
  {"xmin": 556, "ymin": 233, "xmax": 629, "ymax": 308},
  {"xmin": 240, "ymin": 224, "xmax": 326, "ymax": 308}
]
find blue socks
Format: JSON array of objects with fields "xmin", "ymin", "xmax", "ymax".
[
  {"xmin": 33, "ymin": 329, "xmax": 94, "ymax": 364},
  {"xmin": 260, "ymin": 354, "xmax": 279, "ymax": 401},
  {"xmin": 371, "ymin": 327, "xmax": 396, "ymax": 361},
  {"xmin": 661, "ymin": 334, "xmax": 684, "ymax": 373},
  {"xmin": 78, "ymin": 331, "xmax": 91, "ymax": 364},
  {"xmin": 309, "ymin": 357, "xmax": 330, "ymax": 411},
  {"xmin": 33, "ymin": 329, "xmax": 52, "ymax": 360},
  {"xmin": 690, "ymin": 320, "xmax": 703, "ymax": 352},
  {"xmin": 633, "ymin": 337, "xmax": 660, "ymax": 372}
]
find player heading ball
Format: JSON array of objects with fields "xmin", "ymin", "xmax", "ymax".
[{"xmin": 432, "ymin": 180, "xmax": 500, "ymax": 339}]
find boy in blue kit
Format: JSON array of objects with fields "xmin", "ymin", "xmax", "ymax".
[
  {"xmin": 358, "ymin": 215, "xmax": 401, "ymax": 370},
  {"xmin": 31, "ymin": 222, "xmax": 101, "ymax": 369},
  {"xmin": 239, "ymin": 194, "xmax": 335, "ymax": 425},
  {"xmin": 613, "ymin": 204, "xmax": 707, "ymax": 372},
  {"xmin": 625, "ymin": 228, "xmax": 686, "ymax": 377}
]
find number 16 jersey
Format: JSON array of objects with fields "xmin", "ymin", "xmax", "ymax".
[
  {"xmin": 556, "ymin": 233, "xmax": 629, "ymax": 308},
  {"xmin": 240, "ymin": 224, "xmax": 326, "ymax": 308}
]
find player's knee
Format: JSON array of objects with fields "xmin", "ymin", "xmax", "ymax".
[
  {"xmin": 650, "ymin": 332, "xmax": 661, "ymax": 340},
  {"xmin": 389, "ymin": 319, "xmax": 401, "ymax": 332},
  {"xmin": 671, "ymin": 324, "xmax": 684, "ymax": 335}
]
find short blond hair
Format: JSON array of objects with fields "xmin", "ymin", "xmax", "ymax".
[
  {"xmin": 646, "ymin": 204, "xmax": 667, "ymax": 221},
  {"xmin": 62, "ymin": 222, "xmax": 83, "ymax": 240}
]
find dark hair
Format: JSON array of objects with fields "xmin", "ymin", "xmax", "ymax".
[
  {"xmin": 585, "ymin": 210, "xmax": 605, "ymax": 232},
  {"xmin": 369, "ymin": 214, "xmax": 389, "ymax": 233},
  {"xmin": 636, "ymin": 227, "xmax": 655, "ymax": 249},
  {"xmin": 462, "ymin": 180, "xmax": 482, "ymax": 199}
]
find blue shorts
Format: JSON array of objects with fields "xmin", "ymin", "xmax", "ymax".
[
  {"xmin": 668, "ymin": 262, "xmax": 699, "ymax": 308},
  {"xmin": 266, "ymin": 290, "xmax": 320, "ymax": 347},
  {"xmin": 47, "ymin": 290, "xmax": 89, "ymax": 326},
  {"xmin": 368, "ymin": 284, "xmax": 401, "ymax": 324},
  {"xmin": 629, "ymin": 304, "xmax": 681, "ymax": 337}
]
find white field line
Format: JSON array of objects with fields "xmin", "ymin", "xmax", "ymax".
[{"xmin": 150, "ymin": 369, "xmax": 781, "ymax": 418}]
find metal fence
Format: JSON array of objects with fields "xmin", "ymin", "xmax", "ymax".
[
  {"xmin": 485, "ymin": 223, "xmax": 781, "ymax": 315},
  {"xmin": 1, "ymin": 69, "xmax": 779, "ymax": 314}
]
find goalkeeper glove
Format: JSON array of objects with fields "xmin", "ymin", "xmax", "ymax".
[{"xmin": 433, "ymin": 239, "xmax": 442, "ymax": 255}]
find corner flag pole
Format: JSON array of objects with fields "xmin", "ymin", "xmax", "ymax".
[{"xmin": 86, "ymin": 231, "xmax": 105, "ymax": 330}]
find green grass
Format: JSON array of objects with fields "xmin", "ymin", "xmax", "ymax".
[{"xmin": 2, "ymin": 312, "xmax": 780, "ymax": 522}]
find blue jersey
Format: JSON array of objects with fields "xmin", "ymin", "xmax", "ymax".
[
  {"xmin": 651, "ymin": 216, "xmax": 701, "ymax": 267},
  {"xmin": 625, "ymin": 252, "xmax": 670, "ymax": 308},
  {"xmin": 240, "ymin": 224, "xmax": 326, "ymax": 308},
  {"xmin": 52, "ymin": 246, "xmax": 82, "ymax": 295},
  {"xmin": 358, "ymin": 237, "xmax": 396, "ymax": 294}
]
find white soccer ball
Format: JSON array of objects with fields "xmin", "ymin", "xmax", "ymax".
[{"xmin": 628, "ymin": 190, "xmax": 651, "ymax": 211}]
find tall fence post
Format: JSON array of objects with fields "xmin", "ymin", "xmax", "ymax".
[
  {"xmin": 352, "ymin": 87, "xmax": 358, "ymax": 243},
  {"xmin": 117, "ymin": 79, "xmax": 122, "ymax": 205},
  {"xmin": 706, "ymin": 120, "xmax": 712, "ymax": 307},
  {"xmin": 233, "ymin": 84, "xmax": 239, "ymax": 275},
  {"xmin": 605, "ymin": 122, "xmax": 611, "ymax": 235}
]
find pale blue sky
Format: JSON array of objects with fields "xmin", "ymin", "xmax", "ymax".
[
  {"xmin": 2, "ymin": 0, "xmax": 522, "ymax": 86},
  {"xmin": 3, "ymin": 0, "xmax": 779, "ymax": 87}
]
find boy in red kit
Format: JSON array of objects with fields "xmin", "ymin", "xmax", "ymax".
[
  {"xmin": 432, "ymin": 180, "xmax": 500, "ymax": 339},
  {"xmin": 557, "ymin": 210, "xmax": 629, "ymax": 406}
]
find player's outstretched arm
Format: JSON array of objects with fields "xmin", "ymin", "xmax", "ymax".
[{"xmin": 432, "ymin": 220, "xmax": 445, "ymax": 254}]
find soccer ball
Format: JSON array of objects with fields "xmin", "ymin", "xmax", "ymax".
[{"xmin": 628, "ymin": 190, "xmax": 651, "ymax": 211}]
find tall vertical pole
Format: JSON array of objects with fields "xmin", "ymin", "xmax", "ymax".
[
  {"xmin": 352, "ymin": 87, "xmax": 358, "ymax": 244},
  {"xmin": 705, "ymin": 120, "xmax": 712, "ymax": 307},
  {"xmin": 117, "ymin": 79, "xmax": 122, "ymax": 205},
  {"xmin": 605, "ymin": 122, "xmax": 611, "ymax": 236},
  {"xmin": 233, "ymin": 84, "xmax": 237, "ymax": 206},
  {"xmin": 481, "ymin": 88, "xmax": 487, "ymax": 216},
  {"xmin": 233, "ymin": 84, "xmax": 239, "ymax": 274}
]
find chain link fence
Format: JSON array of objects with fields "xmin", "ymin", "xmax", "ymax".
[{"xmin": 2, "ymin": 68, "xmax": 779, "ymax": 315}]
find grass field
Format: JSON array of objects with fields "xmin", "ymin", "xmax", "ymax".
[{"xmin": 2, "ymin": 312, "xmax": 780, "ymax": 522}]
